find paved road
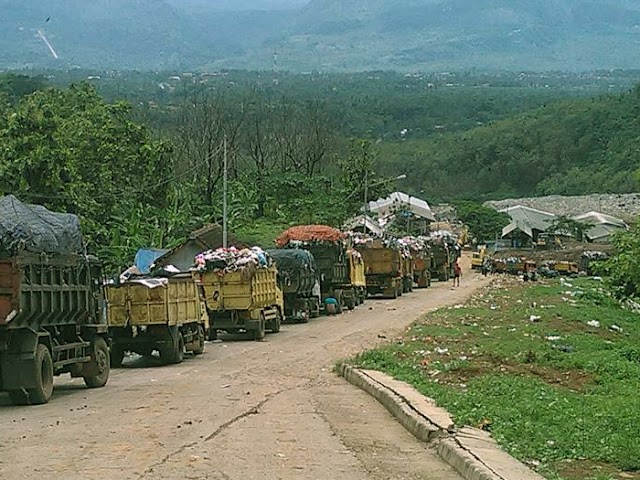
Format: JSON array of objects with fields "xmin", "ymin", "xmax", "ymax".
[{"xmin": 0, "ymin": 260, "xmax": 489, "ymax": 480}]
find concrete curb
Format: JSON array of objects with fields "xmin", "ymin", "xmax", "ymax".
[{"xmin": 337, "ymin": 365, "xmax": 545, "ymax": 480}]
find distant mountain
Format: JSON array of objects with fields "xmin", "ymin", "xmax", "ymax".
[{"xmin": 2, "ymin": 0, "xmax": 640, "ymax": 71}]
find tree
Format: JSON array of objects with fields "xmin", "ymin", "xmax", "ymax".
[
  {"xmin": 454, "ymin": 201, "xmax": 510, "ymax": 244},
  {"xmin": 547, "ymin": 215, "xmax": 587, "ymax": 242},
  {"xmin": 0, "ymin": 83, "xmax": 173, "ymax": 271}
]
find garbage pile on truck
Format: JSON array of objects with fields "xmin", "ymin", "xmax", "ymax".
[{"xmin": 196, "ymin": 246, "xmax": 283, "ymax": 341}]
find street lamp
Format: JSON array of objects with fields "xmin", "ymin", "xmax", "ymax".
[{"xmin": 364, "ymin": 173, "xmax": 407, "ymax": 211}]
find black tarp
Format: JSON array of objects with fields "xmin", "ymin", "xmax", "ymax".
[
  {"xmin": 267, "ymin": 249, "xmax": 317, "ymax": 274},
  {"xmin": 0, "ymin": 195, "xmax": 84, "ymax": 255}
]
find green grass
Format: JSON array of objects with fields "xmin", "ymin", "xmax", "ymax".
[{"xmin": 348, "ymin": 277, "xmax": 640, "ymax": 480}]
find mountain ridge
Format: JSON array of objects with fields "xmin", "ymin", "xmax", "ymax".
[{"xmin": 2, "ymin": 0, "xmax": 640, "ymax": 71}]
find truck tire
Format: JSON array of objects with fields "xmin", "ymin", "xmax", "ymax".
[
  {"xmin": 84, "ymin": 337, "xmax": 110, "ymax": 389},
  {"xmin": 309, "ymin": 298, "xmax": 320, "ymax": 318},
  {"xmin": 9, "ymin": 344, "xmax": 54, "ymax": 405},
  {"xmin": 334, "ymin": 290, "xmax": 344, "ymax": 314},
  {"xmin": 162, "ymin": 332, "xmax": 185, "ymax": 364},
  {"xmin": 110, "ymin": 345, "xmax": 125, "ymax": 368},
  {"xmin": 207, "ymin": 328, "xmax": 218, "ymax": 341},
  {"xmin": 270, "ymin": 310, "xmax": 282, "ymax": 333},
  {"xmin": 192, "ymin": 326, "xmax": 205, "ymax": 355},
  {"xmin": 253, "ymin": 317, "xmax": 266, "ymax": 341}
]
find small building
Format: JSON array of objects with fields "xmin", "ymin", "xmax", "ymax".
[
  {"xmin": 367, "ymin": 191, "xmax": 435, "ymax": 234},
  {"xmin": 572, "ymin": 211, "xmax": 628, "ymax": 243},
  {"xmin": 343, "ymin": 215, "xmax": 384, "ymax": 237},
  {"xmin": 500, "ymin": 205, "xmax": 556, "ymax": 247},
  {"xmin": 153, "ymin": 224, "xmax": 239, "ymax": 272}
]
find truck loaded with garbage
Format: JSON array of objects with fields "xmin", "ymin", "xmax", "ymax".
[
  {"xmin": 401, "ymin": 236, "xmax": 432, "ymax": 289},
  {"xmin": 196, "ymin": 247, "xmax": 284, "ymax": 341},
  {"xmin": 429, "ymin": 232, "xmax": 459, "ymax": 281},
  {"xmin": 267, "ymin": 248, "xmax": 321, "ymax": 322},
  {"xmin": 353, "ymin": 235, "xmax": 405, "ymax": 299},
  {"xmin": 276, "ymin": 225, "xmax": 360, "ymax": 313},
  {"xmin": 0, "ymin": 195, "xmax": 110, "ymax": 405},
  {"xmin": 105, "ymin": 271, "xmax": 208, "ymax": 366}
]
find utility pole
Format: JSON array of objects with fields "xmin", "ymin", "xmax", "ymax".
[
  {"xmin": 364, "ymin": 170, "xmax": 369, "ymax": 212},
  {"xmin": 223, "ymin": 135, "xmax": 228, "ymax": 248}
]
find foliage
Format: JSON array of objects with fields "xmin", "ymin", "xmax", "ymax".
[
  {"xmin": 377, "ymin": 86, "xmax": 640, "ymax": 200},
  {"xmin": 599, "ymin": 225, "xmax": 640, "ymax": 299},
  {"xmin": 453, "ymin": 201, "xmax": 510, "ymax": 243},
  {"xmin": 349, "ymin": 278, "xmax": 640, "ymax": 479},
  {"xmin": 0, "ymin": 83, "xmax": 175, "ymax": 272},
  {"xmin": 547, "ymin": 215, "xmax": 587, "ymax": 242}
]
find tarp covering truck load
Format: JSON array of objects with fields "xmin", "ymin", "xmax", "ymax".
[
  {"xmin": 105, "ymin": 274, "xmax": 207, "ymax": 366},
  {"xmin": 0, "ymin": 195, "xmax": 109, "ymax": 405},
  {"xmin": 267, "ymin": 249, "xmax": 321, "ymax": 322},
  {"xmin": 196, "ymin": 247, "xmax": 284, "ymax": 341},
  {"xmin": 276, "ymin": 225, "xmax": 355, "ymax": 313}
]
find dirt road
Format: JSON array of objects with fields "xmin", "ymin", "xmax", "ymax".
[{"xmin": 0, "ymin": 262, "xmax": 489, "ymax": 480}]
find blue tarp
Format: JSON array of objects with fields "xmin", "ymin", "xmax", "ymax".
[{"xmin": 134, "ymin": 248, "xmax": 169, "ymax": 274}]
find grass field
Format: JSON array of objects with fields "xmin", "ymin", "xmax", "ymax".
[{"xmin": 348, "ymin": 276, "xmax": 640, "ymax": 480}]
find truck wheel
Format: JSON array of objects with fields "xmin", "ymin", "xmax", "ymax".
[
  {"xmin": 207, "ymin": 328, "xmax": 218, "ymax": 341},
  {"xmin": 84, "ymin": 337, "xmax": 110, "ymax": 389},
  {"xmin": 309, "ymin": 298, "xmax": 320, "ymax": 318},
  {"xmin": 110, "ymin": 345, "xmax": 125, "ymax": 368},
  {"xmin": 192, "ymin": 326, "xmax": 205, "ymax": 355},
  {"xmin": 253, "ymin": 317, "xmax": 266, "ymax": 341},
  {"xmin": 334, "ymin": 290, "xmax": 344, "ymax": 314},
  {"xmin": 162, "ymin": 332, "xmax": 185, "ymax": 364},
  {"xmin": 270, "ymin": 310, "xmax": 282, "ymax": 333},
  {"xmin": 9, "ymin": 344, "xmax": 54, "ymax": 405}
]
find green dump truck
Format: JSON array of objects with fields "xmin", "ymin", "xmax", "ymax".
[
  {"xmin": 0, "ymin": 196, "xmax": 110, "ymax": 405},
  {"xmin": 267, "ymin": 249, "xmax": 321, "ymax": 322}
]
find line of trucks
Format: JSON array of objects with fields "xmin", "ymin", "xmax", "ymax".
[{"xmin": 0, "ymin": 197, "xmax": 459, "ymax": 405}]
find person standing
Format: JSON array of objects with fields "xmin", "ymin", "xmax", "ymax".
[{"xmin": 452, "ymin": 259, "xmax": 462, "ymax": 287}]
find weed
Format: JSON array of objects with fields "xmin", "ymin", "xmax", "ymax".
[{"xmin": 347, "ymin": 277, "xmax": 640, "ymax": 480}]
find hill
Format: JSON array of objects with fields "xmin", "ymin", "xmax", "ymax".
[
  {"xmin": 3, "ymin": 0, "xmax": 640, "ymax": 71},
  {"xmin": 377, "ymin": 85, "xmax": 640, "ymax": 201}
]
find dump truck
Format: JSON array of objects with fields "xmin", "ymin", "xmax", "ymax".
[
  {"xmin": 347, "ymin": 249, "xmax": 367, "ymax": 306},
  {"xmin": 356, "ymin": 239, "xmax": 403, "ymax": 299},
  {"xmin": 471, "ymin": 246, "xmax": 487, "ymax": 270},
  {"xmin": 430, "ymin": 243, "xmax": 454, "ymax": 281},
  {"xmin": 267, "ymin": 249, "xmax": 321, "ymax": 322},
  {"xmin": 412, "ymin": 249, "xmax": 432, "ymax": 288},
  {"xmin": 199, "ymin": 265, "xmax": 283, "ymax": 341},
  {"xmin": 0, "ymin": 195, "xmax": 110, "ymax": 405},
  {"xmin": 276, "ymin": 226, "xmax": 354, "ymax": 313},
  {"xmin": 106, "ymin": 274, "xmax": 207, "ymax": 366},
  {"xmin": 401, "ymin": 252, "xmax": 414, "ymax": 293}
]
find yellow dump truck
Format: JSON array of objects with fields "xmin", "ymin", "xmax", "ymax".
[
  {"xmin": 106, "ymin": 274, "xmax": 208, "ymax": 367},
  {"xmin": 471, "ymin": 246, "xmax": 487, "ymax": 270},
  {"xmin": 199, "ymin": 265, "xmax": 284, "ymax": 341},
  {"xmin": 347, "ymin": 249, "xmax": 367, "ymax": 306},
  {"xmin": 357, "ymin": 240, "xmax": 403, "ymax": 299}
]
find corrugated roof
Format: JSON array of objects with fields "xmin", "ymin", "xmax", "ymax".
[
  {"xmin": 572, "ymin": 211, "xmax": 627, "ymax": 228},
  {"xmin": 367, "ymin": 191, "xmax": 436, "ymax": 221},
  {"xmin": 343, "ymin": 215, "xmax": 384, "ymax": 236}
]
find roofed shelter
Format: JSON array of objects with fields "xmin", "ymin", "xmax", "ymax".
[{"xmin": 500, "ymin": 205, "xmax": 556, "ymax": 247}]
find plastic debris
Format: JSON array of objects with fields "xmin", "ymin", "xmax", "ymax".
[{"xmin": 587, "ymin": 320, "xmax": 600, "ymax": 328}]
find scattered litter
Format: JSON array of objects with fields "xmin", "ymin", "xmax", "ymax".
[
  {"xmin": 610, "ymin": 324, "xmax": 623, "ymax": 333},
  {"xmin": 545, "ymin": 336, "xmax": 561, "ymax": 341},
  {"xmin": 529, "ymin": 315, "xmax": 541, "ymax": 322},
  {"xmin": 435, "ymin": 347, "xmax": 449, "ymax": 355},
  {"xmin": 221, "ymin": 384, "xmax": 231, "ymax": 388},
  {"xmin": 587, "ymin": 320, "xmax": 600, "ymax": 328}
]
